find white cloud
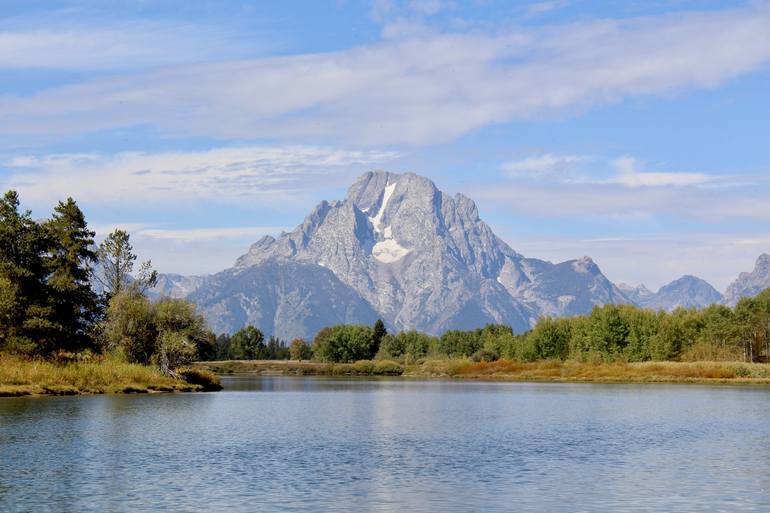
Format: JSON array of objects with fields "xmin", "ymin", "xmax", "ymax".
[
  {"xmin": 408, "ymin": 0, "xmax": 445, "ymax": 16},
  {"xmin": 501, "ymin": 152, "xmax": 713, "ymax": 187},
  {"xmin": 501, "ymin": 153, "xmax": 585, "ymax": 177},
  {"xmin": 3, "ymin": 4, "xmax": 770, "ymax": 146},
  {"xmin": 473, "ymin": 179, "xmax": 770, "ymax": 222},
  {"xmin": 1, "ymin": 145, "xmax": 398, "ymax": 207},
  {"xmin": 134, "ymin": 226, "xmax": 289, "ymax": 242},
  {"xmin": 524, "ymin": 1, "xmax": 570, "ymax": 18},
  {"xmin": 0, "ymin": 22, "xmax": 257, "ymax": 70},
  {"xmin": 608, "ymin": 155, "xmax": 710, "ymax": 187}
]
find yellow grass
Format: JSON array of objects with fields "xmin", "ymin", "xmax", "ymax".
[
  {"xmin": 0, "ymin": 353, "xmax": 205, "ymax": 397},
  {"xmin": 195, "ymin": 359, "xmax": 403, "ymax": 376},
  {"xmin": 405, "ymin": 358, "xmax": 770, "ymax": 384},
  {"xmin": 196, "ymin": 358, "xmax": 770, "ymax": 385}
]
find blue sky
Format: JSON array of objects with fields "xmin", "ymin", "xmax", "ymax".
[{"xmin": 2, "ymin": 0, "xmax": 770, "ymax": 290}]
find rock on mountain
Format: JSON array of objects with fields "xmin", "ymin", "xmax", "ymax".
[
  {"xmin": 644, "ymin": 275, "xmax": 722, "ymax": 311},
  {"xmin": 616, "ymin": 283, "xmax": 655, "ymax": 305},
  {"xmin": 181, "ymin": 170, "xmax": 628, "ymax": 338},
  {"xmin": 723, "ymin": 254, "xmax": 770, "ymax": 306},
  {"xmin": 186, "ymin": 260, "xmax": 381, "ymax": 341},
  {"xmin": 149, "ymin": 273, "xmax": 207, "ymax": 300}
]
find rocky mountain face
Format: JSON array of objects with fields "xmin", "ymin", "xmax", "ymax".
[
  {"xmin": 186, "ymin": 260, "xmax": 380, "ymax": 341},
  {"xmin": 616, "ymin": 283, "xmax": 655, "ymax": 305},
  {"xmin": 638, "ymin": 275, "xmax": 723, "ymax": 311},
  {"xmin": 148, "ymin": 273, "xmax": 207, "ymax": 300},
  {"xmin": 723, "ymin": 254, "xmax": 770, "ymax": 306},
  {"xmin": 150, "ymin": 171, "xmax": 770, "ymax": 338},
  {"xmin": 160, "ymin": 171, "xmax": 631, "ymax": 339}
]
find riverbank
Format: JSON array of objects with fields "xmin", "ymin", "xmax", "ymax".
[
  {"xmin": 195, "ymin": 358, "xmax": 770, "ymax": 385},
  {"xmin": 0, "ymin": 354, "xmax": 222, "ymax": 397}
]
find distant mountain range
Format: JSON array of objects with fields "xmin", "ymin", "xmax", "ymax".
[{"xmin": 151, "ymin": 171, "xmax": 770, "ymax": 339}]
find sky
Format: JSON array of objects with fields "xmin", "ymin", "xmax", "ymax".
[{"xmin": 2, "ymin": 0, "xmax": 770, "ymax": 291}]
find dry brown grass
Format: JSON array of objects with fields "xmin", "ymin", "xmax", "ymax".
[
  {"xmin": 0, "ymin": 353, "xmax": 203, "ymax": 397},
  {"xmin": 194, "ymin": 358, "xmax": 770, "ymax": 385},
  {"xmin": 194, "ymin": 359, "xmax": 403, "ymax": 376},
  {"xmin": 404, "ymin": 358, "xmax": 770, "ymax": 384}
]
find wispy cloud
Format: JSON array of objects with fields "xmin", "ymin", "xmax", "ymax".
[
  {"xmin": 1, "ymin": 145, "xmax": 398, "ymax": 207},
  {"xmin": 133, "ymin": 226, "xmax": 289, "ymax": 242},
  {"xmin": 3, "ymin": 3, "xmax": 770, "ymax": 146},
  {"xmin": 607, "ymin": 155, "xmax": 710, "ymax": 187},
  {"xmin": 474, "ymin": 178, "xmax": 770, "ymax": 222},
  {"xmin": 501, "ymin": 153, "xmax": 713, "ymax": 187},
  {"xmin": 0, "ymin": 20, "xmax": 260, "ymax": 71},
  {"xmin": 501, "ymin": 153, "xmax": 586, "ymax": 177}
]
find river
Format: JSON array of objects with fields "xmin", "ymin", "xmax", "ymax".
[{"xmin": 2, "ymin": 376, "xmax": 770, "ymax": 512}]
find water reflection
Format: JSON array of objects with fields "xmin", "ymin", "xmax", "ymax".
[{"xmin": 1, "ymin": 378, "xmax": 770, "ymax": 512}]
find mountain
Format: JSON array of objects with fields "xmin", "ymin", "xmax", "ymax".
[
  {"xmin": 644, "ymin": 275, "xmax": 722, "ymax": 311},
  {"xmin": 186, "ymin": 260, "xmax": 381, "ymax": 341},
  {"xmin": 723, "ymin": 254, "xmax": 770, "ymax": 306},
  {"xmin": 155, "ymin": 170, "xmax": 629, "ymax": 339},
  {"xmin": 618, "ymin": 276, "xmax": 722, "ymax": 311},
  {"xmin": 148, "ymin": 273, "xmax": 207, "ymax": 300},
  {"xmin": 616, "ymin": 283, "xmax": 654, "ymax": 305}
]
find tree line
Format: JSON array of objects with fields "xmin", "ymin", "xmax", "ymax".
[
  {"xmin": 269, "ymin": 296, "xmax": 770, "ymax": 365},
  {"xmin": 0, "ymin": 191, "xmax": 215, "ymax": 375},
  {"xmin": 4, "ymin": 189, "xmax": 770, "ymax": 369},
  {"xmin": 0, "ymin": 190, "xmax": 306, "ymax": 370}
]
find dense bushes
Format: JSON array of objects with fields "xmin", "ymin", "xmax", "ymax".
[
  {"xmin": 104, "ymin": 292, "xmax": 212, "ymax": 373},
  {"xmin": 209, "ymin": 328, "xmax": 291, "ymax": 360},
  {"xmin": 317, "ymin": 294, "xmax": 770, "ymax": 364},
  {"xmin": 312, "ymin": 324, "xmax": 379, "ymax": 363}
]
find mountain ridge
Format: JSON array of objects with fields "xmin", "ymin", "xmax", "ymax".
[{"xmin": 149, "ymin": 171, "xmax": 768, "ymax": 338}]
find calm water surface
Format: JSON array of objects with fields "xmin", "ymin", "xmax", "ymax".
[{"xmin": 2, "ymin": 376, "xmax": 770, "ymax": 512}]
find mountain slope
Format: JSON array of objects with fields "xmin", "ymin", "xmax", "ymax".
[
  {"xmin": 186, "ymin": 260, "xmax": 381, "ymax": 341},
  {"xmin": 197, "ymin": 170, "xmax": 626, "ymax": 337},
  {"xmin": 644, "ymin": 275, "xmax": 722, "ymax": 311},
  {"xmin": 724, "ymin": 254, "xmax": 770, "ymax": 306}
]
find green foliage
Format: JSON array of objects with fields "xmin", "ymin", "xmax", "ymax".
[
  {"xmin": 154, "ymin": 331, "xmax": 198, "ymax": 375},
  {"xmin": 44, "ymin": 198, "xmax": 101, "ymax": 352},
  {"xmin": 103, "ymin": 291, "xmax": 211, "ymax": 373},
  {"xmin": 103, "ymin": 291, "xmax": 157, "ymax": 364},
  {"xmin": 437, "ymin": 329, "xmax": 482, "ymax": 357},
  {"xmin": 372, "ymin": 319, "xmax": 387, "ymax": 356},
  {"xmin": 289, "ymin": 338, "xmax": 312, "ymax": 360},
  {"xmin": 312, "ymin": 324, "xmax": 376, "ymax": 363},
  {"xmin": 311, "ymin": 295, "xmax": 770, "ymax": 364},
  {"xmin": 376, "ymin": 329, "xmax": 434, "ymax": 360},
  {"xmin": 0, "ymin": 191, "xmax": 103, "ymax": 355},
  {"xmin": 230, "ymin": 326, "xmax": 266, "ymax": 360},
  {"xmin": 177, "ymin": 367, "xmax": 223, "ymax": 391}
]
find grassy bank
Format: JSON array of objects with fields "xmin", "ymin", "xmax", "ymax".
[
  {"xmin": 0, "ymin": 354, "xmax": 222, "ymax": 397},
  {"xmin": 195, "ymin": 358, "xmax": 770, "ymax": 385},
  {"xmin": 198, "ymin": 359, "xmax": 404, "ymax": 376}
]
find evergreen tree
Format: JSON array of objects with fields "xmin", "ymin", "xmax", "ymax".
[
  {"xmin": 372, "ymin": 319, "xmax": 387, "ymax": 356},
  {"xmin": 0, "ymin": 191, "xmax": 51, "ymax": 353},
  {"xmin": 45, "ymin": 198, "xmax": 101, "ymax": 352},
  {"xmin": 96, "ymin": 229, "xmax": 157, "ymax": 297}
]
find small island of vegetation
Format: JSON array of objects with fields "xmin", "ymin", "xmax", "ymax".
[{"xmin": 0, "ymin": 191, "xmax": 220, "ymax": 397}]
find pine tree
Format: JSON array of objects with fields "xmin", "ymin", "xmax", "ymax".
[
  {"xmin": 96, "ymin": 229, "xmax": 157, "ymax": 297},
  {"xmin": 372, "ymin": 319, "xmax": 387, "ymax": 357},
  {"xmin": 0, "ymin": 191, "xmax": 51, "ymax": 353},
  {"xmin": 45, "ymin": 198, "xmax": 101, "ymax": 352}
]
